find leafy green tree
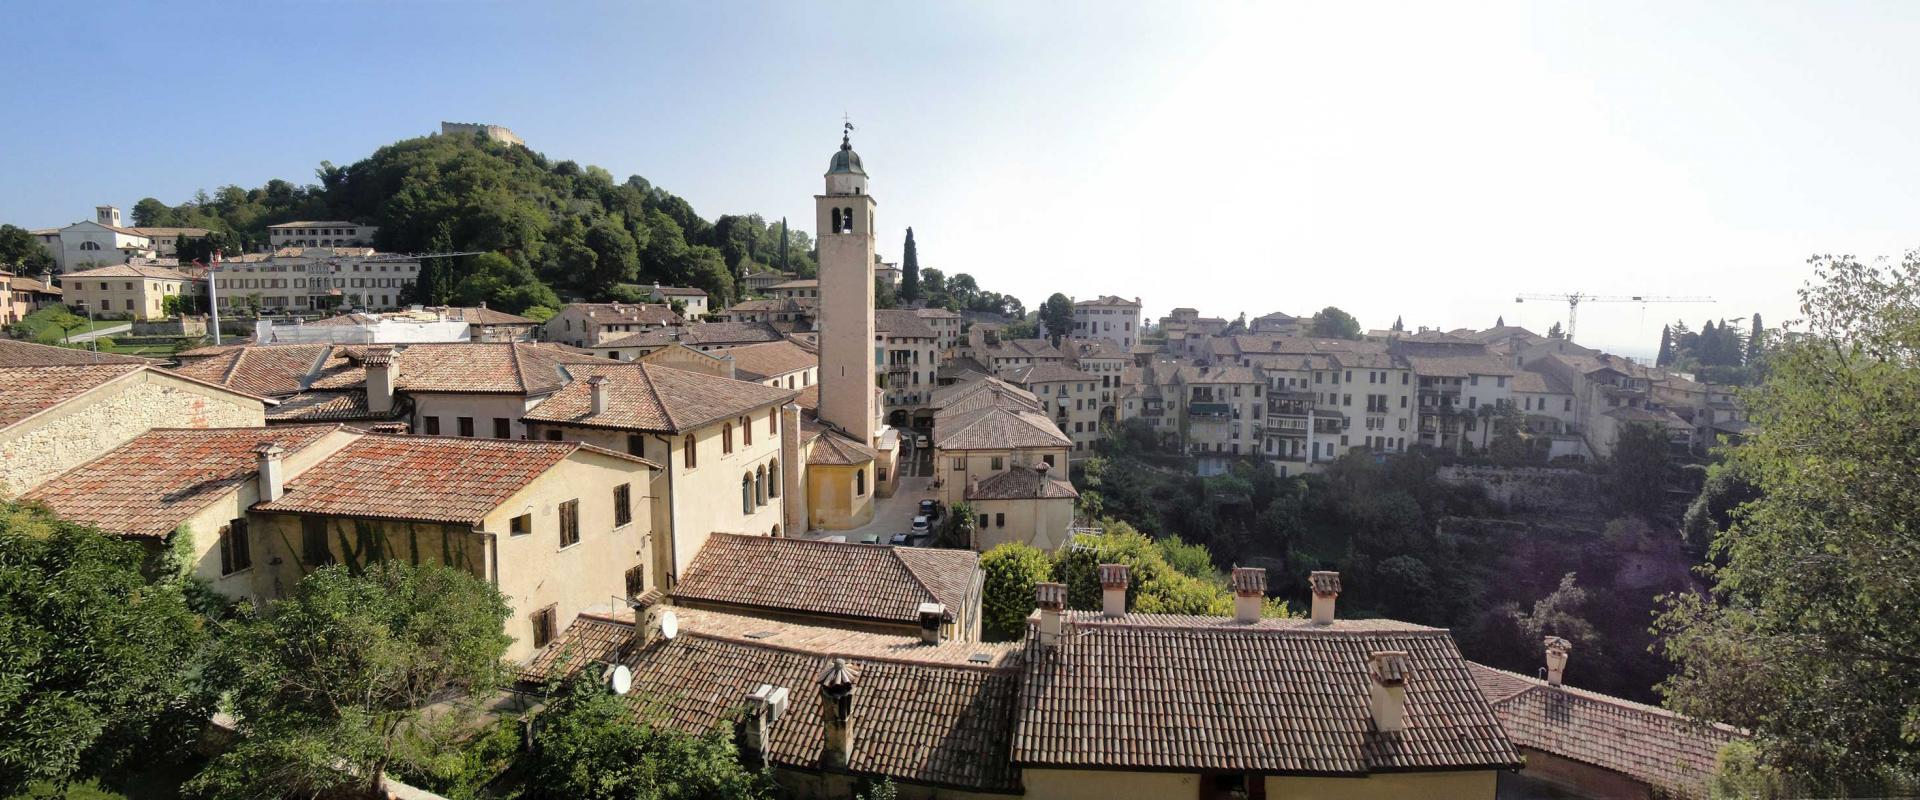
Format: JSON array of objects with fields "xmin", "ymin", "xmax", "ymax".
[
  {"xmin": 1547, "ymin": 321, "xmax": 1564, "ymax": 339},
  {"xmin": 935, "ymin": 502, "xmax": 976, "ymax": 550},
  {"xmin": 1655, "ymin": 252, "xmax": 1920, "ymax": 789},
  {"xmin": 521, "ymin": 673, "xmax": 770, "ymax": 800},
  {"xmin": 1308, "ymin": 306, "xmax": 1362, "ymax": 339},
  {"xmin": 190, "ymin": 561, "xmax": 512, "ymax": 799},
  {"xmin": 874, "ymin": 276, "xmax": 898, "ymax": 310},
  {"xmin": 1155, "ymin": 536, "xmax": 1216, "ymax": 579},
  {"xmin": 899, "ymin": 227, "xmax": 920, "ymax": 302},
  {"xmin": 0, "ymin": 224, "xmax": 55, "ymax": 274},
  {"xmin": 1680, "ymin": 461, "xmax": 1759, "ymax": 556},
  {"xmin": 1606, "ymin": 422, "xmax": 1672, "ymax": 518},
  {"xmin": 1000, "ymin": 318, "xmax": 1038, "ymax": 340},
  {"xmin": 583, "ymin": 217, "xmax": 641, "ymax": 292},
  {"xmin": 1501, "ymin": 572, "xmax": 1600, "ymax": 658},
  {"xmin": 947, "ymin": 273, "xmax": 980, "ymax": 309},
  {"xmin": 0, "ymin": 502, "xmax": 211, "ymax": 796},
  {"xmin": 919, "ymin": 267, "xmax": 949, "ymax": 309},
  {"xmin": 980, "ymin": 542, "xmax": 1053, "ymax": 641},
  {"xmin": 1040, "ymin": 293, "xmax": 1074, "ymax": 345}
]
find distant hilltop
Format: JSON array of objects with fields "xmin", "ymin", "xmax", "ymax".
[{"xmin": 440, "ymin": 121, "xmax": 523, "ymax": 147}]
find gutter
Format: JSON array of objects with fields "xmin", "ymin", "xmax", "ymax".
[{"xmin": 651, "ymin": 433, "xmax": 679, "ymax": 588}]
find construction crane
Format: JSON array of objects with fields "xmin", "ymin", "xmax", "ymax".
[{"xmin": 1514, "ymin": 292, "xmax": 1715, "ymax": 342}]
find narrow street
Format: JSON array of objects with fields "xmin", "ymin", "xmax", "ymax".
[{"xmin": 801, "ymin": 430, "xmax": 939, "ymax": 543}]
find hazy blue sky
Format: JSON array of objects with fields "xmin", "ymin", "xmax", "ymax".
[{"xmin": 6, "ymin": 1, "xmax": 1918, "ymax": 355}]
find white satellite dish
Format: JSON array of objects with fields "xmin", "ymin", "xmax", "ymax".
[
  {"xmin": 659, "ymin": 610, "xmax": 679, "ymax": 640},
  {"xmin": 608, "ymin": 664, "xmax": 633, "ymax": 695}
]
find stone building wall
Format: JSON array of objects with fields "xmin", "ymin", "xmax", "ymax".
[
  {"xmin": 1437, "ymin": 464, "xmax": 1600, "ymax": 513},
  {"xmin": 0, "ymin": 371, "xmax": 265, "ymax": 495}
]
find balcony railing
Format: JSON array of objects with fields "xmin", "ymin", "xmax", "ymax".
[{"xmin": 1188, "ymin": 402, "xmax": 1232, "ymax": 420}]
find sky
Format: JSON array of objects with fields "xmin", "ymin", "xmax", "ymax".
[{"xmin": 6, "ymin": 1, "xmax": 1920, "ymax": 357}]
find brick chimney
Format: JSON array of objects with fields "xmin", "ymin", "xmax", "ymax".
[
  {"xmin": 1034, "ymin": 582, "xmax": 1066, "ymax": 646},
  {"xmin": 1099, "ymin": 563, "xmax": 1129, "ymax": 617},
  {"xmin": 1231, "ymin": 567, "xmax": 1266, "ymax": 624},
  {"xmin": 364, "ymin": 346, "xmax": 397, "ymax": 415},
  {"xmin": 1544, "ymin": 636, "xmax": 1571, "ymax": 687},
  {"xmin": 1367, "ymin": 651, "xmax": 1412, "ymax": 733},
  {"xmin": 1308, "ymin": 570, "xmax": 1342, "ymax": 625},
  {"xmin": 739, "ymin": 683, "xmax": 788, "ymax": 769},
  {"xmin": 817, "ymin": 658, "xmax": 859, "ymax": 768},
  {"xmin": 917, "ymin": 602, "xmax": 947, "ymax": 645},
  {"xmin": 588, "ymin": 375, "xmax": 610, "ymax": 416},
  {"xmin": 255, "ymin": 443, "xmax": 286, "ymax": 502}
]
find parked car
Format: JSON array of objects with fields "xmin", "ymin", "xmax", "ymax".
[
  {"xmin": 905, "ymin": 532, "xmax": 933, "ymax": 548},
  {"xmin": 911, "ymin": 515, "xmax": 931, "ymax": 534},
  {"xmin": 890, "ymin": 533, "xmax": 911, "ymax": 546},
  {"xmin": 859, "ymin": 533, "xmax": 882, "ymax": 545},
  {"xmin": 918, "ymin": 499, "xmax": 941, "ymax": 520},
  {"xmin": 915, "ymin": 434, "xmax": 931, "ymax": 448}
]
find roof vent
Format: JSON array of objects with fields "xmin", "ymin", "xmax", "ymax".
[{"xmin": 917, "ymin": 602, "xmax": 947, "ymax": 645}]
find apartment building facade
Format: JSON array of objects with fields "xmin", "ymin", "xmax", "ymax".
[
  {"xmin": 266, "ymin": 221, "xmax": 378, "ymax": 248},
  {"xmin": 211, "ymin": 248, "xmax": 420, "ymax": 311},
  {"xmin": 58, "ymin": 262, "xmax": 200, "ymax": 320},
  {"xmin": 1069, "ymin": 295, "xmax": 1143, "ymax": 349}
]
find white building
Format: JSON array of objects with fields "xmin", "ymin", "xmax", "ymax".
[
  {"xmin": 35, "ymin": 206, "xmax": 210, "ymax": 272},
  {"xmin": 1071, "ymin": 295, "xmax": 1144, "ymax": 349},
  {"xmin": 266, "ymin": 221, "xmax": 378, "ymax": 249},
  {"xmin": 211, "ymin": 248, "xmax": 419, "ymax": 311}
]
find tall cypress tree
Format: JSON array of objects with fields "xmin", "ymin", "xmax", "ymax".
[
  {"xmin": 900, "ymin": 227, "xmax": 920, "ymax": 302},
  {"xmin": 1496, "ymin": 315, "xmax": 1505, "ymax": 327},
  {"xmin": 779, "ymin": 217, "xmax": 789, "ymax": 273},
  {"xmin": 1657, "ymin": 324, "xmax": 1674, "ymax": 367},
  {"xmin": 1392, "ymin": 315, "xmax": 1404, "ymax": 332},
  {"xmin": 1747, "ymin": 314, "xmax": 1764, "ymax": 365},
  {"xmin": 1700, "ymin": 320, "xmax": 1720, "ymax": 366}
]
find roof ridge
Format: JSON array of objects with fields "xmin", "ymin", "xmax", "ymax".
[{"xmin": 680, "ymin": 627, "xmax": 1018, "ymax": 674}]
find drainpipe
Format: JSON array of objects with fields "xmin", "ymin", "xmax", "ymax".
[
  {"xmin": 473, "ymin": 528, "xmax": 499, "ymax": 586},
  {"xmin": 651, "ymin": 433, "xmax": 679, "ymax": 588}
]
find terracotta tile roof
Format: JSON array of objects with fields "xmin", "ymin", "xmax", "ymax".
[
  {"xmin": 767, "ymin": 279, "xmax": 818, "ymax": 290},
  {"xmin": 167, "ymin": 343, "xmax": 331, "ymax": 397},
  {"xmin": 912, "ymin": 307, "xmax": 960, "ymax": 319},
  {"xmin": 600, "ymin": 321, "xmax": 785, "ymax": 350},
  {"xmin": 990, "ymin": 339, "xmax": 1065, "ymax": 360},
  {"xmin": 808, "ymin": 431, "xmax": 878, "ymax": 465},
  {"xmin": 874, "ymin": 309, "xmax": 937, "ymax": 339},
  {"xmin": 966, "ymin": 464, "xmax": 1078, "ymax": 501},
  {"xmin": 1065, "ymin": 337, "xmax": 1128, "ymax": 361},
  {"xmin": 1405, "ymin": 354, "xmax": 1517, "ymax": 378},
  {"xmin": 1605, "ymin": 406, "xmax": 1691, "ymax": 426},
  {"xmin": 723, "ymin": 298, "xmax": 805, "ymax": 314},
  {"xmin": 935, "ymin": 406, "xmax": 1070, "ymax": 451},
  {"xmin": 24, "ymin": 426, "xmax": 342, "ymax": 537},
  {"xmin": 563, "ymin": 302, "xmax": 684, "ymax": 326},
  {"xmin": 265, "ymin": 390, "xmax": 409, "ymax": 423},
  {"xmin": 126, "ymin": 226, "xmax": 210, "ymax": 237},
  {"xmin": 1509, "ymin": 369, "xmax": 1573, "ymax": 395},
  {"xmin": 58, "ymin": 263, "xmax": 198, "ymax": 281},
  {"xmin": 267, "ymin": 220, "xmax": 358, "ymax": 228},
  {"xmin": 0, "ymin": 364, "xmax": 145, "ymax": 428},
  {"xmin": 1002, "ymin": 362, "xmax": 1097, "ymax": 385},
  {"xmin": 255, "ymin": 434, "xmax": 653, "ymax": 525},
  {"xmin": 441, "ymin": 306, "xmax": 538, "ymax": 325},
  {"xmin": 394, "ymin": 343, "xmax": 603, "ymax": 395},
  {"xmin": 930, "ymin": 376, "xmax": 1040, "ymax": 413},
  {"xmin": 1467, "ymin": 663, "xmax": 1740, "ymax": 798},
  {"xmin": 672, "ymin": 533, "xmax": 978, "ymax": 626},
  {"xmin": 1073, "ymin": 295, "xmax": 1141, "ymax": 307},
  {"xmin": 709, "ymin": 340, "xmax": 816, "ymax": 382},
  {"xmin": 649, "ymin": 285, "xmax": 708, "ymax": 297},
  {"xmin": 519, "ymin": 611, "xmax": 642, "ymax": 684},
  {"xmin": 1015, "ymin": 619, "xmax": 1522, "ymax": 775},
  {"xmin": 9, "ymin": 275, "xmax": 59, "ymax": 294},
  {"xmin": 0, "ymin": 339, "xmax": 155, "ymax": 367},
  {"xmin": 522, "ymin": 363, "xmax": 795, "ymax": 434},
  {"xmin": 1176, "ymin": 364, "xmax": 1259, "ymax": 384}
]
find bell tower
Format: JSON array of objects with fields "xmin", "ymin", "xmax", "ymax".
[{"xmin": 815, "ymin": 124, "xmax": 880, "ymax": 445}]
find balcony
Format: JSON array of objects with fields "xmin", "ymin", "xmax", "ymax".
[
  {"xmin": 1188, "ymin": 402, "xmax": 1232, "ymax": 420},
  {"xmin": 887, "ymin": 364, "xmax": 913, "ymax": 375}
]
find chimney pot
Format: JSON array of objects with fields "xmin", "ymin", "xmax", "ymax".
[
  {"xmin": 588, "ymin": 374, "xmax": 611, "ymax": 415},
  {"xmin": 1231, "ymin": 567, "xmax": 1266, "ymax": 623},
  {"xmin": 255, "ymin": 443, "xmax": 286, "ymax": 502},
  {"xmin": 1308, "ymin": 570, "xmax": 1342, "ymax": 625},
  {"xmin": 917, "ymin": 602, "xmax": 947, "ymax": 645},
  {"xmin": 817, "ymin": 658, "xmax": 859, "ymax": 768},
  {"xmin": 1033, "ymin": 582, "xmax": 1066, "ymax": 646},
  {"xmin": 1544, "ymin": 636, "xmax": 1572, "ymax": 687},
  {"xmin": 1367, "ymin": 651, "xmax": 1413, "ymax": 733},
  {"xmin": 1098, "ymin": 563, "xmax": 1129, "ymax": 617}
]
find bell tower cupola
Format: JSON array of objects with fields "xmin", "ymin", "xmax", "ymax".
[{"xmin": 814, "ymin": 122, "xmax": 882, "ymax": 445}]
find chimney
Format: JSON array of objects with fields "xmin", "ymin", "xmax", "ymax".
[
  {"xmin": 1099, "ymin": 563, "xmax": 1129, "ymax": 617},
  {"xmin": 739, "ymin": 683, "xmax": 789, "ymax": 769},
  {"xmin": 1367, "ymin": 651, "xmax": 1412, "ymax": 733},
  {"xmin": 1034, "ymin": 582, "xmax": 1066, "ymax": 646},
  {"xmin": 255, "ymin": 443, "xmax": 286, "ymax": 502},
  {"xmin": 1231, "ymin": 567, "xmax": 1266, "ymax": 624},
  {"xmin": 1544, "ymin": 636, "xmax": 1572, "ymax": 687},
  {"xmin": 585, "ymin": 375, "xmax": 612, "ymax": 416},
  {"xmin": 1308, "ymin": 570, "xmax": 1342, "ymax": 625},
  {"xmin": 917, "ymin": 602, "xmax": 947, "ymax": 645},
  {"xmin": 719, "ymin": 354, "xmax": 737, "ymax": 380},
  {"xmin": 817, "ymin": 658, "xmax": 859, "ymax": 768},
  {"xmin": 364, "ymin": 346, "xmax": 397, "ymax": 415}
]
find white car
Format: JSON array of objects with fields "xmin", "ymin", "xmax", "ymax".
[
  {"xmin": 915, "ymin": 434, "xmax": 931, "ymax": 448},
  {"xmin": 911, "ymin": 515, "xmax": 931, "ymax": 534}
]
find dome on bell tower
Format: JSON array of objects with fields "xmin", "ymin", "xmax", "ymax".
[{"xmin": 827, "ymin": 131, "xmax": 866, "ymax": 176}]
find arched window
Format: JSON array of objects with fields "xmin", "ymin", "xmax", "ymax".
[
  {"xmin": 768, "ymin": 460, "xmax": 781, "ymax": 498},
  {"xmin": 755, "ymin": 465, "xmax": 766, "ymax": 505},
  {"xmin": 769, "ymin": 408, "xmax": 779, "ymax": 435},
  {"xmin": 722, "ymin": 423, "xmax": 733, "ymax": 454},
  {"xmin": 843, "ymin": 207, "xmax": 854, "ymax": 232},
  {"xmin": 683, "ymin": 434, "xmax": 697, "ymax": 468},
  {"xmin": 831, "ymin": 207, "xmax": 842, "ymax": 233},
  {"xmin": 855, "ymin": 469, "xmax": 867, "ymax": 497},
  {"xmin": 79, "ymin": 241, "xmax": 101, "ymax": 251},
  {"xmin": 741, "ymin": 474, "xmax": 753, "ymax": 515},
  {"xmin": 741, "ymin": 416, "xmax": 752, "ymax": 446}
]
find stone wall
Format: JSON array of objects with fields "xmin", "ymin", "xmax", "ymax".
[
  {"xmin": 0, "ymin": 371, "xmax": 265, "ymax": 495},
  {"xmin": 1437, "ymin": 465, "xmax": 1601, "ymax": 513}
]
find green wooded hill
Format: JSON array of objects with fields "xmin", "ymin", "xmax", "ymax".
[{"xmin": 129, "ymin": 130, "xmax": 817, "ymax": 315}]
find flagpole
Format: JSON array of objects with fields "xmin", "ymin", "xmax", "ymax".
[{"xmin": 208, "ymin": 250, "xmax": 222, "ymax": 345}]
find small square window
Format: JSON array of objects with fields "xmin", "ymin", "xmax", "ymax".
[
  {"xmin": 510, "ymin": 513, "xmax": 532, "ymax": 536},
  {"xmin": 558, "ymin": 499, "xmax": 580, "ymax": 548},
  {"xmin": 493, "ymin": 418, "xmax": 511, "ymax": 439},
  {"xmin": 423, "ymin": 416, "xmax": 440, "ymax": 435}
]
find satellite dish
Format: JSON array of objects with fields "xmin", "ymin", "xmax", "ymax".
[
  {"xmin": 608, "ymin": 664, "xmax": 633, "ymax": 695},
  {"xmin": 659, "ymin": 610, "xmax": 679, "ymax": 640}
]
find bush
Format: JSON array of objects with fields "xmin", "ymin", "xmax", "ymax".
[
  {"xmin": 522, "ymin": 672, "xmax": 771, "ymax": 800},
  {"xmin": 980, "ymin": 543, "xmax": 1052, "ymax": 641}
]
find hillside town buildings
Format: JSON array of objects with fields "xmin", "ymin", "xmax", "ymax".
[{"xmin": 31, "ymin": 205, "xmax": 209, "ymax": 272}]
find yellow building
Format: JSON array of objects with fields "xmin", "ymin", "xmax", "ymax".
[{"xmin": 58, "ymin": 262, "xmax": 200, "ymax": 320}]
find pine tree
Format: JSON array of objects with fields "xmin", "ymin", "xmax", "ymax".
[
  {"xmin": 1496, "ymin": 315, "xmax": 1505, "ymax": 327},
  {"xmin": 1701, "ymin": 320, "xmax": 1721, "ymax": 366},
  {"xmin": 1747, "ymin": 314, "xmax": 1764, "ymax": 365},
  {"xmin": 1657, "ymin": 324, "xmax": 1674, "ymax": 367},
  {"xmin": 900, "ymin": 227, "xmax": 920, "ymax": 302},
  {"xmin": 1547, "ymin": 321, "xmax": 1564, "ymax": 339},
  {"xmin": 1392, "ymin": 315, "xmax": 1404, "ymax": 332}
]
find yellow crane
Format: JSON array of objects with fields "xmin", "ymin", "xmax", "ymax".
[{"xmin": 1514, "ymin": 292, "xmax": 1714, "ymax": 342}]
